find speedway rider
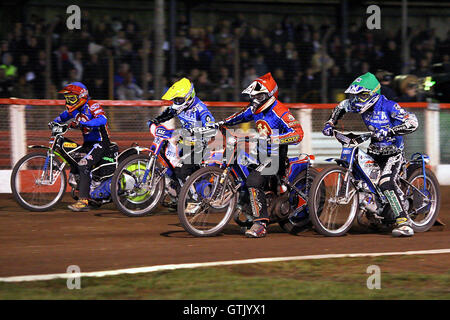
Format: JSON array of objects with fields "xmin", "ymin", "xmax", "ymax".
[
  {"xmin": 215, "ymin": 72, "xmax": 304, "ymax": 238},
  {"xmin": 51, "ymin": 82, "xmax": 111, "ymax": 212},
  {"xmin": 322, "ymin": 72, "xmax": 419, "ymax": 237},
  {"xmin": 147, "ymin": 77, "xmax": 215, "ymax": 182}
]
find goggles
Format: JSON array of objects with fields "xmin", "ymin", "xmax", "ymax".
[
  {"xmin": 64, "ymin": 94, "xmax": 79, "ymax": 106},
  {"xmin": 350, "ymin": 92, "xmax": 372, "ymax": 103},
  {"xmin": 173, "ymin": 97, "xmax": 186, "ymax": 105}
]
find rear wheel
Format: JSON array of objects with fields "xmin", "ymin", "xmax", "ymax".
[
  {"xmin": 309, "ymin": 165, "xmax": 359, "ymax": 236},
  {"xmin": 404, "ymin": 168, "xmax": 440, "ymax": 232},
  {"xmin": 111, "ymin": 154, "xmax": 165, "ymax": 217},
  {"xmin": 11, "ymin": 151, "xmax": 67, "ymax": 211},
  {"xmin": 177, "ymin": 166, "xmax": 237, "ymax": 237},
  {"xmin": 278, "ymin": 168, "xmax": 318, "ymax": 234}
]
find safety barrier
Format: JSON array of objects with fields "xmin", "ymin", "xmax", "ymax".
[{"xmin": 0, "ymin": 99, "xmax": 449, "ymax": 190}]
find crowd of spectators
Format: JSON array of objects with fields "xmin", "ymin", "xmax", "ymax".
[{"xmin": 1, "ymin": 10, "xmax": 449, "ymax": 103}]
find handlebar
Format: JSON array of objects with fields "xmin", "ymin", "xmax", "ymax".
[{"xmin": 333, "ymin": 129, "xmax": 372, "ymax": 146}]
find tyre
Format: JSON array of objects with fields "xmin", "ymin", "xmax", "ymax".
[
  {"xmin": 308, "ymin": 165, "xmax": 359, "ymax": 236},
  {"xmin": 278, "ymin": 167, "xmax": 318, "ymax": 234},
  {"xmin": 10, "ymin": 151, "xmax": 67, "ymax": 211},
  {"xmin": 111, "ymin": 153, "xmax": 165, "ymax": 217},
  {"xmin": 177, "ymin": 166, "xmax": 237, "ymax": 237},
  {"xmin": 404, "ymin": 168, "xmax": 441, "ymax": 233}
]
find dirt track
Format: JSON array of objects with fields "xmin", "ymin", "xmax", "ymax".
[{"xmin": 0, "ymin": 187, "xmax": 449, "ymax": 278}]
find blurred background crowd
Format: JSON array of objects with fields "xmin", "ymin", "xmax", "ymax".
[{"xmin": 0, "ymin": 0, "xmax": 449, "ymax": 103}]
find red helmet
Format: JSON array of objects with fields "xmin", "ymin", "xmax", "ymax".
[
  {"xmin": 58, "ymin": 82, "xmax": 89, "ymax": 113},
  {"xmin": 242, "ymin": 72, "xmax": 278, "ymax": 114}
]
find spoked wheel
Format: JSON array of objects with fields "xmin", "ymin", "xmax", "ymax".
[
  {"xmin": 111, "ymin": 154, "xmax": 165, "ymax": 217},
  {"xmin": 10, "ymin": 152, "xmax": 67, "ymax": 211},
  {"xmin": 404, "ymin": 168, "xmax": 441, "ymax": 232},
  {"xmin": 278, "ymin": 168, "xmax": 319, "ymax": 234},
  {"xmin": 177, "ymin": 166, "xmax": 237, "ymax": 237},
  {"xmin": 309, "ymin": 165, "xmax": 359, "ymax": 236}
]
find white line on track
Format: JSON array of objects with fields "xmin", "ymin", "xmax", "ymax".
[{"xmin": 1, "ymin": 249, "xmax": 449, "ymax": 283}]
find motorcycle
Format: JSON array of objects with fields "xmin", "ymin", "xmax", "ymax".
[
  {"xmin": 308, "ymin": 130, "xmax": 441, "ymax": 236},
  {"xmin": 10, "ymin": 122, "xmax": 143, "ymax": 211},
  {"xmin": 176, "ymin": 126, "xmax": 318, "ymax": 237},
  {"xmin": 110, "ymin": 123, "xmax": 216, "ymax": 217}
]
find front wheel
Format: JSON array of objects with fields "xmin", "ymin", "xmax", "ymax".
[
  {"xmin": 308, "ymin": 165, "xmax": 359, "ymax": 236},
  {"xmin": 404, "ymin": 168, "xmax": 441, "ymax": 232},
  {"xmin": 111, "ymin": 154, "xmax": 165, "ymax": 217},
  {"xmin": 177, "ymin": 166, "xmax": 237, "ymax": 237},
  {"xmin": 10, "ymin": 151, "xmax": 67, "ymax": 211}
]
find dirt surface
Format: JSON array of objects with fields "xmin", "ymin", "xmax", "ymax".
[{"xmin": 0, "ymin": 187, "xmax": 449, "ymax": 278}]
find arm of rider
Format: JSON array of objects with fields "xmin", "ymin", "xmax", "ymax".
[
  {"xmin": 148, "ymin": 107, "xmax": 177, "ymax": 128},
  {"xmin": 79, "ymin": 114, "xmax": 107, "ymax": 128},
  {"xmin": 222, "ymin": 105, "xmax": 254, "ymax": 127},
  {"xmin": 389, "ymin": 104, "xmax": 419, "ymax": 136},
  {"xmin": 322, "ymin": 99, "xmax": 352, "ymax": 136}
]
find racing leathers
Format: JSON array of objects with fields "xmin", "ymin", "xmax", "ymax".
[
  {"xmin": 324, "ymin": 95, "xmax": 419, "ymax": 220},
  {"xmin": 222, "ymin": 98, "xmax": 304, "ymax": 224},
  {"xmin": 54, "ymin": 100, "xmax": 111, "ymax": 200}
]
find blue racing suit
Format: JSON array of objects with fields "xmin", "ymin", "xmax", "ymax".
[
  {"xmin": 54, "ymin": 100, "xmax": 111, "ymax": 199},
  {"xmin": 325, "ymin": 95, "xmax": 419, "ymax": 220},
  {"xmin": 150, "ymin": 96, "xmax": 215, "ymax": 181}
]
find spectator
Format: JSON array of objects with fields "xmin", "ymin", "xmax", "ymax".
[
  {"xmin": 84, "ymin": 53, "xmax": 106, "ymax": 82},
  {"xmin": 382, "ymin": 40, "xmax": 401, "ymax": 74},
  {"xmin": 0, "ymin": 68, "xmax": 14, "ymax": 97},
  {"xmin": 397, "ymin": 82, "xmax": 419, "ymax": 102},
  {"xmin": 242, "ymin": 66, "xmax": 258, "ymax": 88},
  {"xmin": 376, "ymin": 70, "xmax": 397, "ymax": 101},
  {"xmin": 413, "ymin": 58, "xmax": 432, "ymax": 77},
  {"xmin": 253, "ymin": 54, "xmax": 269, "ymax": 77},
  {"xmin": 195, "ymin": 71, "xmax": 213, "ymax": 99},
  {"xmin": 213, "ymin": 67, "xmax": 234, "ymax": 101},
  {"xmin": 297, "ymin": 67, "xmax": 320, "ymax": 102},
  {"xmin": 0, "ymin": 53, "xmax": 17, "ymax": 79},
  {"xmin": 72, "ymin": 51, "xmax": 84, "ymax": 81},
  {"xmin": 117, "ymin": 72, "xmax": 143, "ymax": 100},
  {"xmin": 12, "ymin": 75, "xmax": 34, "ymax": 98},
  {"xmin": 310, "ymin": 46, "xmax": 334, "ymax": 74},
  {"xmin": 17, "ymin": 54, "xmax": 34, "ymax": 81},
  {"xmin": 89, "ymin": 78, "xmax": 109, "ymax": 100}
]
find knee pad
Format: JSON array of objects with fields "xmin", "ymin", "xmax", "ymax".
[{"xmin": 378, "ymin": 175, "xmax": 395, "ymax": 192}]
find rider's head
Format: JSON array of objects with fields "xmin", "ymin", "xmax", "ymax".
[
  {"xmin": 345, "ymin": 72, "xmax": 381, "ymax": 113},
  {"xmin": 162, "ymin": 78, "xmax": 196, "ymax": 115},
  {"xmin": 242, "ymin": 72, "xmax": 278, "ymax": 114},
  {"xmin": 58, "ymin": 82, "xmax": 89, "ymax": 113}
]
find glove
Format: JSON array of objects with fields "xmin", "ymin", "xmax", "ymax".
[
  {"xmin": 208, "ymin": 121, "xmax": 224, "ymax": 129},
  {"xmin": 68, "ymin": 121, "xmax": 80, "ymax": 129},
  {"xmin": 147, "ymin": 119, "xmax": 156, "ymax": 128},
  {"xmin": 48, "ymin": 121, "xmax": 57, "ymax": 129},
  {"xmin": 322, "ymin": 122, "xmax": 334, "ymax": 136},
  {"xmin": 372, "ymin": 128, "xmax": 392, "ymax": 140}
]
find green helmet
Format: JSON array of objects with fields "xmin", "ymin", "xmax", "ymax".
[{"xmin": 345, "ymin": 72, "xmax": 381, "ymax": 113}]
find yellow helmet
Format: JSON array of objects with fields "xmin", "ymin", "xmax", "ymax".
[{"xmin": 161, "ymin": 77, "xmax": 196, "ymax": 114}]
